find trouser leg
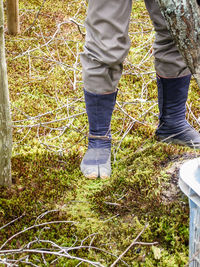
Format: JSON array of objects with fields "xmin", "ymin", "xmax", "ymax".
[
  {"xmin": 144, "ymin": 0, "xmax": 200, "ymax": 148},
  {"xmin": 144, "ymin": 0, "xmax": 190, "ymax": 78},
  {"xmin": 80, "ymin": 0, "xmax": 132, "ymax": 94},
  {"xmin": 80, "ymin": 0, "xmax": 132, "ymax": 178}
]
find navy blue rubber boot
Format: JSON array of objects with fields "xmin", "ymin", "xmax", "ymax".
[
  {"xmin": 155, "ymin": 75, "xmax": 200, "ymax": 148},
  {"xmin": 81, "ymin": 89, "xmax": 117, "ymax": 179}
]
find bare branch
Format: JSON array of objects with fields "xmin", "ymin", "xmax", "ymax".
[
  {"xmin": 24, "ymin": 0, "xmax": 47, "ymax": 33},
  {"xmin": 110, "ymin": 223, "xmax": 150, "ymax": 267}
]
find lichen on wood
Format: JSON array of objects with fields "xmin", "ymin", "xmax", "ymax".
[
  {"xmin": 0, "ymin": 0, "xmax": 12, "ymax": 186},
  {"xmin": 156, "ymin": 0, "xmax": 200, "ymax": 86}
]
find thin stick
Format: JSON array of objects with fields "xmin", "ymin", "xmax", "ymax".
[
  {"xmin": 0, "ymin": 214, "xmax": 25, "ymax": 231},
  {"xmin": 110, "ymin": 223, "xmax": 149, "ymax": 267},
  {"xmin": 24, "ymin": 0, "xmax": 47, "ymax": 33},
  {"xmin": 69, "ymin": 18, "xmax": 85, "ymax": 37},
  {"xmin": 0, "ymin": 220, "xmax": 75, "ymax": 250}
]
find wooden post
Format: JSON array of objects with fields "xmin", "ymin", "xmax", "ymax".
[
  {"xmin": 6, "ymin": 0, "xmax": 20, "ymax": 35},
  {"xmin": 0, "ymin": 0, "xmax": 12, "ymax": 186},
  {"xmin": 156, "ymin": 0, "xmax": 200, "ymax": 87}
]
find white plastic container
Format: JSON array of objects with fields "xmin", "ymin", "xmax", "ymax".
[{"xmin": 179, "ymin": 158, "xmax": 200, "ymax": 267}]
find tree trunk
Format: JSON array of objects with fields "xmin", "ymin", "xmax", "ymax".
[
  {"xmin": 156, "ymin": 0, "xmax": 200, "ymax": 87},
  {"xmin": 0, "ymin": 0, "xmax": 12, "ymax": 186},
  {"xmin": 6, "ymin": 0, "xmax": 20, "ymax": 35}
]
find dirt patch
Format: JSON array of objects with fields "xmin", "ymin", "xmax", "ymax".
[{"xmin": 161, "ymin": 153, "xmax": 200, "ymax": 204}]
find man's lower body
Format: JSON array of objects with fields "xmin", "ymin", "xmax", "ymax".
[{"xmin": 80, "ymin": 0, "xmax": 200, "ymax": 179}]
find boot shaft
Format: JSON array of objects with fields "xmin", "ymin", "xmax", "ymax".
[
  {"xmin": 157, "ymin": 75, "xmax": 191, "ymax": 123},
  {"xmin": 84, "ymin": 89, "xmax": 117, "ymax": 149}
]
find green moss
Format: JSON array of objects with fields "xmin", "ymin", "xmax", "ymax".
[{"xmin": 1, "ymin": 0, "xmax": 200, "ymax": 265}]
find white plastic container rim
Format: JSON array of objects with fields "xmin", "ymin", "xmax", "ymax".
[{"xmin": 179, "ymin": 158, "xmax": 200, "ymax": 207}]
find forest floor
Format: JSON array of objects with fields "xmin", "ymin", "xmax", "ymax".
[{"xmin": 1, "ymin": 0, "xmax": 200, "ymax": 266}]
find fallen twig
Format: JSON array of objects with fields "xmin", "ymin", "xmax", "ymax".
[
  {"xmin": 110, "ymin": 223, "xmax": 151, "ymax": 267},
  {"xmin": 0, "ymin": 214, "xmax": 25, "ymax": 231},
  {"xmin": 24, "ymin": 0, "xmax": 47, "ymax": 33},
  {"xmin": 0, "ymin": 220, "xmax": 75, "ymax": 250}
]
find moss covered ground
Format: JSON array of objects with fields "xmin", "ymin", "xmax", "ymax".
[{"xmin": 1, "ymin": 0, "xmax": 200, "ymax": 266}]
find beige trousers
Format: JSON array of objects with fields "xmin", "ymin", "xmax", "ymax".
[{"xmin": 81, "ymin": 0, "xmax": 190, "ymax": 94}]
